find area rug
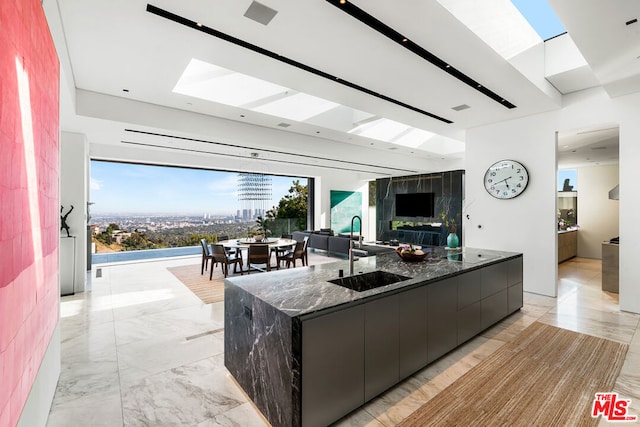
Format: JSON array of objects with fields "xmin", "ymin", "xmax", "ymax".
[
  {"xmin": 167, "ymin": 264, "xmax": 225, "ymax": 304},
  {"xmin": 399, "ymin": 322, "xmax": 628, "ymax": 427}
]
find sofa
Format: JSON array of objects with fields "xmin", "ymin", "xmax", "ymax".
[{"xmin": 292, "ymin": 230, "xmax": 394, "ymax": 257}]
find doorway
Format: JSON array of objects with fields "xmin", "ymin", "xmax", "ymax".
[{"xmin": 556, "ymin": 123, "xmax": 620, "ymax": 297}]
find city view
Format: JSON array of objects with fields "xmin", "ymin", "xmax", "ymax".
[{"xmin": 90, "ymin": 161, "xmax": 308, "ymax": 252}]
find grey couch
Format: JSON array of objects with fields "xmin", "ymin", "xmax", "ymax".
[{"xmin": 293, "ymin": 230, "xmax": 393, "ymax": 257}]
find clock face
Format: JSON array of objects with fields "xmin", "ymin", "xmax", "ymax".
[{"xmin": 484, "ymin": 160, "xmax": 529, "ymax": 199}]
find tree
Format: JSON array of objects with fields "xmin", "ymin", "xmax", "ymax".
[{"xmin": 265, "ymin": 180, "xmax": 308, "ymax": 234}]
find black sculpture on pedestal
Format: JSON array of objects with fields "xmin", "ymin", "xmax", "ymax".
[
  {"xmin": 60, "ymin": 205, "xmax": 74, "ymax": 237},
  {"xmin": 562, "ymin": 178, "xmax": 574, "ymax": 191}
]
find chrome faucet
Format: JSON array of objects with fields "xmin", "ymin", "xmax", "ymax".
[{"xmin": 349, "ymin": 215, "xmax": 362, "ymax": 276}]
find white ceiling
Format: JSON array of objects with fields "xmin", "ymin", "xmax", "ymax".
[{"xmin": 46, "ymin": 0, "xmax": 639, "ymax": 175}]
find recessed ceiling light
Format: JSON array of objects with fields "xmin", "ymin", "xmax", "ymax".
[
  {"xmin": 196, "ymin": 22, "xmax": 203, "ymax": 27},
  {"xmin": 402, "ymin": 38, "xmax": 407, "ymax": 42},
  {"xmin": 340, "ymin": 0, "xmax": 346, "ymax": 4}
]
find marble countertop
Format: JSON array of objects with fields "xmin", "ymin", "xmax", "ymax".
[{"xmin": 225, "ymin": 247, "xmax": 521, "ymax": 318}]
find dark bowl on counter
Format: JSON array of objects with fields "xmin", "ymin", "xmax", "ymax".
[{"xmin": 396, "ymin": 247, "xmax": 429, "ymax": 262}]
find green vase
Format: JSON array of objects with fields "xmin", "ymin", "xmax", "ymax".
[{"xmin": 446, "ymin": 232, "xmax": 459, "ymax": 249}]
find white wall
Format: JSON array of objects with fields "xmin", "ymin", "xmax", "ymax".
[
  {"xmin": 60, "ymin": 132, "xmax": 89, "ymax": 291},
  {"xmin": 615, "ymin": 92, "xmax": 640, "ymax": 314},
  {"xmin": 576, "ymin": 165, "xmax": 619, "ymax": 259},
  {"xmin": 465, "ymin": 114, "xmax": 559, "ymax": 297},
  {"xmin": 465, "ymin": 87, "xmax": 639, "ymax": 314}
]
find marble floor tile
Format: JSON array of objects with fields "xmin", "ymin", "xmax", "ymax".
[
  {"xmin": 53, "ymin": 360, "xmax": 120, "ymax": 405},
  {"xmin": 46, "ymin": 256, "xmax": 640, "ymax": 427},
  {"xmin": 122, "ymin": 355, "xmax": 247, "ymax": 427},
  {"xmin": 117, "ymin": 329, "xmax": 225, "ymax": 389},
  {"xmin": 333, "ymin": 408, "xmax": 387, "ymax": 427},
  {"xmin": 47, "ymin": 389, "xmax": 123, "ymax": 427},
  {"xmin": 195, "ymin": 402, "xmax": 268, "ymax": 427},
  {"xmin": 359, "ymin": 380, "xmax": 430, "ymax": 427},
  {"xmin": 114, "ymin": 302, "xmax": 224, "ymax": 346}
]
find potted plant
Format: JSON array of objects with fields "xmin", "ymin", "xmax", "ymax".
[
  {"xmin": 253, "ymin": 216, "xmax": 271, "ymax": 242},
  {"xmin": 439, "ymin": 210, "xmax": 460, "ymax": 249}
]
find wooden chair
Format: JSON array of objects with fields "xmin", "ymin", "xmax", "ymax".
[
  {"xmin": 211, "ymin": 244, "xmax": 243, "ymax": 279},
  {"xmin": 200, "ymin": 238, "xmax": 215, "ymax": 275},
  {"xmin": 271, "ymin": 234, "xmax": 294, "ymax": 261},
  {"xmin": 218, "ymin": 235, "xmax": 239, "ymax": 259},
  {"xmin": 247, "ymin": 244, "xmax": 272, "ymax": 273},
  {"xmin": 276, "ymin": 240, "xmax": 306, "ymax": 268}
]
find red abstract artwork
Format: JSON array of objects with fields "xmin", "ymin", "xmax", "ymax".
[{"xmin": 0, "ymin": 0, "xmax": 60, "ymax": 425}]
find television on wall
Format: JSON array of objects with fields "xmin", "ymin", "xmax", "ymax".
[{"xmin": 395, "ymin": 192, "xmax": 435, "ymax": 218}]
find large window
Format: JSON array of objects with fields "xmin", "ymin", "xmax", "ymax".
[{"xmin": 89, "ymin": 160, "xmax": 309, "ymax": 252}]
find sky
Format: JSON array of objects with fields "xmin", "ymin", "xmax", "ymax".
[
  {"xmin": 558, "ymin": 169, "xmax": 577, "ymax": 192},
  {"xmin": 90, "ymin": 161, "xmax": 307, "ymax": 216},
  {"xmin": 511, "ymin": 0, "xmax": 566, "ymax": 40}
]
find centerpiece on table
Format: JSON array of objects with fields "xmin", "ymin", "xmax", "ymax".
[
  {"xmin": 396, "ymin": 244, "xmax": 428, "ymax": 262},
  {"xmin": 251, "ymin": 216, "xmax": 272, "ymax": 242}
]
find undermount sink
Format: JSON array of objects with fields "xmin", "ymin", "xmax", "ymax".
[{"xmin": 328, "ymin": 270, "xmax": 411, "ymax": 292}]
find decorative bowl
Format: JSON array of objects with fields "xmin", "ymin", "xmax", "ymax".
[{"xmin": 396, "ymin": 247, "xmax": 428, "ymax": 262}]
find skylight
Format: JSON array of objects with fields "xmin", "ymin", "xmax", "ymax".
[
  {"xmin": 511, "ymin": 0, "xmax": 566, "ymax": 40},
  {"xmin": 174, "ymin": 59, "xmax": 288, "ymax": 107},
  {"xmin": 438, "ymin": 0, "xmax": 566, "ymax": 60},
  {"xmin": 253, "ymin": 93, "xmax": 339, "ymax": 122},
  {"xmin": 438, "ymin": 0, "xmax": 541, "ymax": 60},
  {"xmin": 173, "ymin": 58, "xmax": 464, "ymax": 155}
]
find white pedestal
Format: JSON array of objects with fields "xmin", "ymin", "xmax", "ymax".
[{"xmin": 60, "ymin": 236, "xmax": 76, "ymax": 296}]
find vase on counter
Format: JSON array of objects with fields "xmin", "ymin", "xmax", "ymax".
[{"xmin": 446, "ymin": 232, "xmax": 459, "ymax": 249}]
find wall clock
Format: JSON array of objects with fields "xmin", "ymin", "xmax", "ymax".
[{"xmin": 484, "ymin": 159, "xmax": 529, "ymax": 199}]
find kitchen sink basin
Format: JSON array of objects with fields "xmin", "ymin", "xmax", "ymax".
[{"xmin": 328, "ymin": 270, "xmax": 411, "ymax": 292}]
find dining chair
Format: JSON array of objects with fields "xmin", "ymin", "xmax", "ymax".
[
  {"xmin": 211, "ymin": 244, "xmax": 244, "ymax": 279},
  {"xmin": 218, "ymin": 234, "xmax": 239, "ymax": 258},
  {"xmin": 271, "ymin": 234, "xmax": 294, "ymax": 261},
  {"xmin": 200, "ymin": 238, "xmax": 215, "ymax": 275},
  {"xmin": 247, "ymin": 244, "xmax": 272, "ymax": 274},
  {"xmin": 276, "ymin": 240, "xmax": 306, "ymax": 268}
]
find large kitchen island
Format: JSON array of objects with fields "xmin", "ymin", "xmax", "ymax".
[{"xmin": 224, "ymin": 248, "xmax": 523, "ymax": 427}]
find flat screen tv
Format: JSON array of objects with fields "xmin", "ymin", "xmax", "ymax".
[{"xmin": 395, "ymin": 192, "xmax": 435, "ymax": 218}]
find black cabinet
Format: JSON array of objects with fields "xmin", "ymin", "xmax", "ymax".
[
  {"xmin": 480, "ymin": 262, "xmax": 508, "ymax": 298},
  {"xmin": 480, "ymin": 262, "xmax": 510, "ymax": 329},
  {"xmin": 427, "ymin": 277, "xmax": 458, "ymax": 362},
  {"xmin": 302, "ymin": 306, "xmax": 365, "ymax": 427},
  {"xmin": 398, "ymin": 286, "xmax": 428, "ymax": 379},
  {"xmin": 364, "ymin": 296, "xmax": 400, "ymax": 401},
  {"xmin": 457, "ymin": 270, "xmax": 482, "ymax": 344},
  {"xmin": 269, "ymin": 256, "xmax": 523, "ymax": 427},
  {"xmin": 481, "ymin": 289, "xmax": 509, "ymax": 329}
]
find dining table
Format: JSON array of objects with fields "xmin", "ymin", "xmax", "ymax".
[
  {"xmin": 218, "ymin": 237, "xmax": 297, "ymax": 251},
  {"xmin": 216, "ymin": 238, "xmax": 297, "ymax": 272}
]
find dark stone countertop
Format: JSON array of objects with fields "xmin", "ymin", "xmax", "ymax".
[{"xmin": 224, "ymin": 247, "xmax": 522, "ymax": 319}]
